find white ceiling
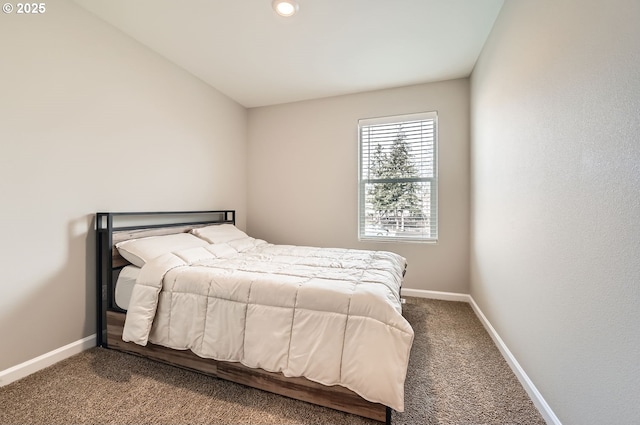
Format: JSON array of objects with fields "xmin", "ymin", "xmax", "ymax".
[{"xmin": 73, "ymin": 0, "xmax": 504, "ymax": 108}]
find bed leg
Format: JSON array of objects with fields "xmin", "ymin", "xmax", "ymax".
[{"xmin": 386, "ymin": 406, "xmax": 392, "ymax": 425}]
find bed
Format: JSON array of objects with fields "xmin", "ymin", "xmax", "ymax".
[{"xmin": 96, "ymin": 210, "xmax": 414, "ymax": 424}]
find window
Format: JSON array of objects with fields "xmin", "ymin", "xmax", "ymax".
[{"xmin": 358, "ymin": 111, "xmax": 438, "ymax": 242}]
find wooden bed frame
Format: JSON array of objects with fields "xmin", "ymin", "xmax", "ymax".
[{"xmin": 96, "ymin": 211, "xmax": 391, "ymax": 424}]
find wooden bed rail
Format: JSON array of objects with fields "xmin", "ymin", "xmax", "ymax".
[{"xmin": 106, "ymin": 311, "xmax": 388, "ymax": 422}]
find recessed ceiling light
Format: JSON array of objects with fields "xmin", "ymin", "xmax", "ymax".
[{"xmin": 272, "ymin": 0, "xmax": 299, "ymax": 17}]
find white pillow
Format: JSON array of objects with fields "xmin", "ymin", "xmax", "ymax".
[
  {"xmin": 115, "ymin": 233, "xmax": 208, "ymax": 267},
  {"xmin": 190, "ymin": 224, "xmax": 248, "ymax": 244}
]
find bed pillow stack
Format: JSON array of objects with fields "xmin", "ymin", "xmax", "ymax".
[{"xmin": 115, "ymin": 224, "xmax": 249, "ymax": 267}]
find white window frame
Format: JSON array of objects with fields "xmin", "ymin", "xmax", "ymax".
[{"xmin": 358, "ymin": 111, "xmax": 438, "ymax": 242}]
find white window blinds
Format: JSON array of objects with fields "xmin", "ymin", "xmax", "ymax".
[{"xmin": 358, "ymin": 111, "xmax": 438, "ymax": 242}]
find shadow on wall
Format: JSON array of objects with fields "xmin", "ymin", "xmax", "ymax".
[
  {"xmin": 84, "ymin": 214, "xmax": 96, "ymax": 338},
  {"xmin": 0, "ymin": 214, "xmax": 97, "ymax": 371}
]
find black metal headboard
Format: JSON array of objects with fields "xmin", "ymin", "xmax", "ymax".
[{"xmin": 95, "ymin": 210, "xmax": 235, "ymax": 347}]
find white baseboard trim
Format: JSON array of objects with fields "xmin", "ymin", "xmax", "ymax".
[
  {"xmin": 401, "ymin": 287, "xmax": 561, "ymax": 425},
  {"xmin": 401, "ymin": 287, "xmax": 471, "ymax": 303},
  {"xmin": 0, "ymin": 334, "xmax": 96, "ymax": 387},
  {"xmin": 467, "ymin": 297, "xmax": 562, "ymax": 425}
]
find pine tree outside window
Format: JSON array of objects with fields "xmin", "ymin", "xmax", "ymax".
[{"xmin": 358, "ymin": 112, "xmax": 438, "ymax": 242}]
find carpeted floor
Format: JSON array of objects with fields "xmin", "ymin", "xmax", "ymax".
[{"xmin": 0, "ymin": 298, "xmax": 545, "ymax": 424}]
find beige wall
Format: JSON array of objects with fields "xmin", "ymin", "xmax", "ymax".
[
  {"xmin": 470, "ymin": 1, "xmax": 640, "ymax": 424},
  {"xmin": 247, "ymin": 80, "xmax": 470, "ymax": 293},
  {"xmin": 0, "ymin": 0, "xmax": 247, "ymax": 371}
]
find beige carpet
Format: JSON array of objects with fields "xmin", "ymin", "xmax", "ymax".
[{"xmin": 0, "ymin": 298, "xmax": 545, "ymax": 424}]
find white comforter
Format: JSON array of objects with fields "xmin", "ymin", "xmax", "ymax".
[{"xmin": 122, "ymin": 237, "xmax": 414, "ymax": 411}]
